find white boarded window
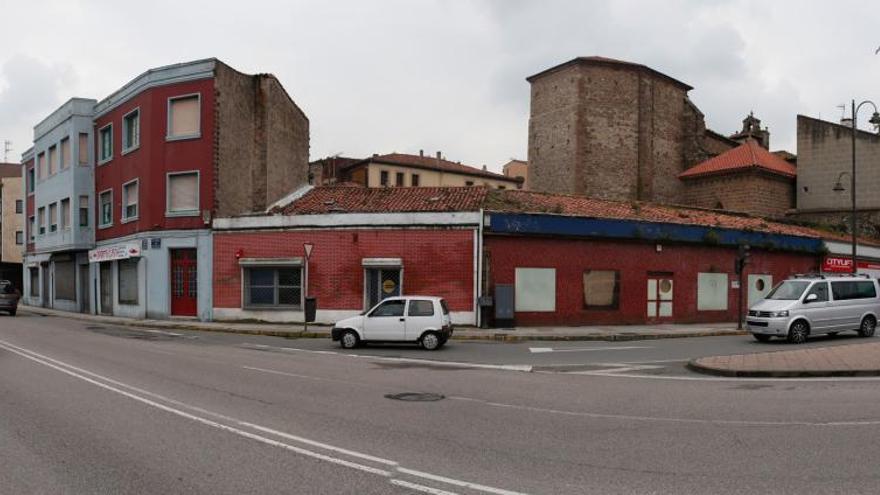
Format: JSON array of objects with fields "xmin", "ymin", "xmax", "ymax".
[
  {"xmin": 515, "ymin": 268, "xmax": 556, "ymax": 312},
  {"xmin": 697, "ymin": 273, "xmax": 728, "ymax": 311},
  {"xmin": 60, "ymin": 198, "xmax": 70, "ymax": 230},
  {"xmin": 168, "ymin": 95, "xmax": 200, "ymax": 139},
  {"xmin": 167, "ymin": 172, "xmax": 199, "ymax": 215},
  {"xmin": 78, "ymin": 133, "xmax": 89, "ymax": 165},
  {"xmin": 60, "ymin": 137, "xmax": 71, "ymax": 169}
]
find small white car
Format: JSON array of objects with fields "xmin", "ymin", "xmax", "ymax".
[{"xmin": 331, "ymin": 296, "xmax": 453, "ymax": 350}]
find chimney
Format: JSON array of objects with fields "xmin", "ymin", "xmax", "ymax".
[
  {"xmin": 436, "ymin": 151, "xmax": 442, "ymax": 160},
  {"xmin": 419, "ymin": 149, "xmax": 424, "ymax": 157},
  {"xmin": 482, "ymin": 165, "xmax": 487, "ymax": 171},
  {"xmin": 372, "ymin": 153, "xmax": 378, "ymax": 158}
]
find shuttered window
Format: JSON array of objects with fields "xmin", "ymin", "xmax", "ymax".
[
  {"xmin": 78, "ymin": 133, "xmax": 89, "ymax": 165},
  {"xmin": 48, "ymin": 145, "xmax": 57, "ymax": 175},
  {"xmin": 168, "ymin": 95, "xmax": 200, "ymax": 139},
  {"xmin": 60, "ymin": 198, "xmax": 70, "ymax": 230},
  {"xmin": 118, "ymin": 259, "xmax": 139, "ymax": 305},
  {"xmin": 49, "ymin": 203, "xmax": 57, "ymax": 232},
  {"xmin": 79, "ymin": 196, "xmax": 89, "ymax": 227},
  {"xmin": 54, "ymin": 261, "xmax": 76, "ymax": 301},
  {"xmin": 167, "ymin": 172, "xmax": 199, "ymax": 215},
  {"xmin": 60, "ymin": 137, "xmax": 71, "ymax": 169},
  {"xmin": 123, "ymin": 180, "xmax": 138, "ymax": 220}
]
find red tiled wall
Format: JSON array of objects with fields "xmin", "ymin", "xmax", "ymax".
[
  {"xmin": 214, "ymin": 229, "xmax": 475, "ymax": 311},
  {"xmin": 486, "ymin": 236, "xmax": 819, "ymax": 326}
]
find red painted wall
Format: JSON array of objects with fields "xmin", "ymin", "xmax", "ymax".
[
  {"xmin": 486, "ymin": 236, "xmax": 820, "ymax": 326},
  {"xmin": 94, "ymin": 78, "xmax": 215, "ymax": 241},
  {"xmin": 214, "ymin": 229, "xmax": 475, "ymax": 312}
]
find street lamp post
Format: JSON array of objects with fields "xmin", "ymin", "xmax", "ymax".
[{"xmin": 835, "ymin": 100, "xmax": 880, "ymax": 274}]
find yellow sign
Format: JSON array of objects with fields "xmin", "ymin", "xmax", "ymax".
[{"xmin": 382, "ymin": 279, "xmax": 396, "ymax": 294}]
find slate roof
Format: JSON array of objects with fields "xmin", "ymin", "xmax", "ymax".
[
  {"xmin": 345, "ymin": 153, "xmax": 520, "ymax": 183},
  {"xmin": 679, "ymin": 139, "xmax": 797, "ymax": 180}
]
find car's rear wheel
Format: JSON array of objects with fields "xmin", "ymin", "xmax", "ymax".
[
  {"xmin": 420, "ymin": 332, "xmax": 441, "ymax": 351},
  {"xmin": 787, "ymin": 320, "xmax": 809, "ymax": 344},
  {"xmin": 753, "ymin": 334, "xmax": 772, "ymax": 342},
  {"xmin": 858, "ymin": 316, "xmax": 876, "ymax": 338},
  {"xmin": 340, "ymin": 330, "xmax": 359, "ymax": 349}
]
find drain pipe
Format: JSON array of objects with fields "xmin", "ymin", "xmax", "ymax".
[{"xmin": 475, "ymin": 208, "xmax": 485, "ymax": 328}]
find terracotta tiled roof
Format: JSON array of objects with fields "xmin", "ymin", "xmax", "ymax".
[
  {"xmin": 483, "ymin": 190, "xmax": 827, "ymax": 238},
  {"xmin": 273, "ymin": 185, "xmax": 489, "ymax": 215},
  {"xmin": 347, "ymin": 153, "xmax": 521, "ymax": 183},
  {"xmin": 679, "ymin": 139, "xmax": 797, "ymax": 180},
  {"xmin": 270, "ymin": 185, "xmax": 873, "ymax": 244},
  {"xmin": 0, "ymin": 163, "xmax": 21, "ymax": 178}
]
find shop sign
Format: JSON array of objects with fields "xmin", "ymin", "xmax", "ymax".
[
  {"xmin": 89, "ymin": 243, "xmax": 142, "ymax": 263},
  {"xmin": 822, "ymin": 256, "xmax": 880, "ymax": 273}
]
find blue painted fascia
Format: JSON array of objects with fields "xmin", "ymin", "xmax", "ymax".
[{"xmin": 485, "ymin": 212, "xmax": 824, "ymax": 253}]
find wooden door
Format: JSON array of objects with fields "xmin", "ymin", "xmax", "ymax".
[{"xmin": 171, "ymin": 249, "xmax": 198, "ymax": 316}]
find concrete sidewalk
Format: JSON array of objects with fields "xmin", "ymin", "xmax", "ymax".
[
  {"xmin": 688, "ymin": 341, "xmax": 880, "ymax": 377},
  {"xmin": 17, "ymin": 306, "xmax": 744, "ymax": 342}
]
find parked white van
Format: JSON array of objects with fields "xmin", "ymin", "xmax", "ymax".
[
  {"xmin": 747, "ymin": 275, "xmax": 880, "ymax": 344},
  {"xmin": 331, "ymin": 296, "xmax": 453, "ymax": 350}
]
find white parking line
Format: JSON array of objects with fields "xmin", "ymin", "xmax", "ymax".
[
  {"xmin": 0, "ymin": 339, "xmax": 528, "ymax": 495},
  {"xmin": 528, "ymin": 346, "xmax": 650, "ymax": 353}
]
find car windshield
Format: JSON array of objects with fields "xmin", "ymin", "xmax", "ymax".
[
  {"xmin": 0, "ymin": 282, "xmax": 15, "ymax": 294},
  {"xmin": 765, "ymin": 280, "xmax": 810, "ymax": 300}
]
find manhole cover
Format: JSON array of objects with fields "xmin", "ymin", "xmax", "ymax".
[{"xmin": 384, "ymin": 392, "xmax": 445, "ymax": 402}]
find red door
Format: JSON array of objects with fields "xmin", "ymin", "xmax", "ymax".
[{"xmin": 171, "ymin": 249, "xmax": 198, "ymax": 316}]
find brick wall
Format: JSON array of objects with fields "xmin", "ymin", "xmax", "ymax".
[
  {"xmin": 486, "ymin": 235, "xmax": 818, "ymax": 326},
  {"xmin": 681, "ymin": 171, "xmax": 795, "ymax": 218},
  {"xmin": 527, "ymin": 60, "xmax": 701, "ymax": 204},
  {"xmin": 214, "ymin": 228, "xmax": 475, "ymax": 312}
]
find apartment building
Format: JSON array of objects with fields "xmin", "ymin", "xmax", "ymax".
[
  {"xmin": 342, "ymin": 152, "xmax": 523, "ymax": 189},
  {"xmin": 21, "ymin": 98, "xmax": 96, "ymax": 311},
  {"xmin": 0, "ymin": 163, "xmax": 24, "ymax": 287},
  {"xmin": 22, "ymin": 59, "xmax": 309, "ymax": 321}
]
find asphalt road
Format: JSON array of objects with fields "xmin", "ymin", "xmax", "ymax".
[{"xmin": 3, "ymin": 313, "xmax": 880, "ymax": 494}]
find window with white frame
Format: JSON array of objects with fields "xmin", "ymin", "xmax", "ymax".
[
  {"xmin": 118, "ymin": 258, "xmax": 139, "ymax": 305},
  {"xmin": 167, "ymin": 172, "xmax": 199, "ymax": 215},
  {"xmin": 78, "ymin": 133, "xmax": 89, "ymax": 165},
  {"xmin": 123, "ymin": 109, "xmax": 140, "ymax": 152},
  {"xmin": 60, "ymin": 137, "xmax": 71, "ymax": 169},
  {"xmin": 48, "ymin": 145, "xmax": 57, "ymax": 175},
  {"xmin": 121, "ymin": 180, "xmax": 138, "ymax": 221},
  {"xmin": 99, "ymin": 190, "xmax": 113, "ymax": 227},
  {"xmin": 60, "ymin": 198, "xmax": 70, "ymax": 230},
  {"xmin": 15, "ymin": 231, "xmax": 23, "ymax": 245},
  {"xmin": 48, "ymin": 203, "xmax": 57, "ymax": 233},
  {"xmin": 167, "ymin": 94, "xmax": 200, "ymax": 139},
  {"xmin": 99, "ymin": 124, "xmax": 113, "ymax": 163},
  {"xmin": 79, "ymin": 196, "xmax": 89, "ymax": 227},
  {"xmin": 243, "ymin": 266, "xmax": 302, "ymax": 308}
]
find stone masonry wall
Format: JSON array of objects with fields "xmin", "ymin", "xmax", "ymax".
[{"xmin": 681, "ymin": 171, "xmax": 795, "ymax": 218}]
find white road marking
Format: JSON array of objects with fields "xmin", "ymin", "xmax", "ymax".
[
  {"xmin": 390, "ymin": 479, "xmax": 459, "ymax": 495},
  {"xmin": 241, "ymin": 343, "xmax": 534, "ymax": 372},
  {"xmin": 528, "ymin": 346, "xmax": 650, "ymax": 353},
  {"xmin": 0, "ymin": 339, "xmax": 526, "ymax": 495},
  {"xmin": 142, "ymin": 329, "xmax": 185, "ymax": 337},
  {"xmin": 447, "ymin": 395, "xmax": 880, "ymax": 427}
]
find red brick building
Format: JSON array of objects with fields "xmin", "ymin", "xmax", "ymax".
[{"xmin": 212, "ymin": 185, "xmax": 830, "ymax": 327}]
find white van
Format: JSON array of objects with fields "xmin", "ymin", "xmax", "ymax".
[
  {"xmin": 331, "ymin": 296, "xmax": 453, "ymax": 350},
  {"xmin": 747, "ymin": 275, "xmax": 880, "ymax": 344}
]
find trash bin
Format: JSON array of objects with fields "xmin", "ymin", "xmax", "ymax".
[{"xmin": 304, "ymin": 297, "xmax": 317, "ymax": 323}]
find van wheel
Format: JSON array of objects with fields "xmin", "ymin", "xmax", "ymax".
[
  {"xmin": 340, "ymin": 330, "xmax": 360, "ymax": 349},
  {"xmin": 420, "ymin": 332, "xmax": 441, "ymax": 351},
  {"xmin": 858, "ymin": 316, "xmax": 876, "ymax": 338},
  {"xmin": 787, "ymin": 320, "xmax": 809, "ymax": 344},
  {"xmin": 753, "ymin": 334, "xmax": 771, "ymax": 342}
]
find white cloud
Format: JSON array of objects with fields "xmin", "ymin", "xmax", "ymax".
[{"xmin": 2, "ymin": 0, "xmax": 880, "ymax": 166}]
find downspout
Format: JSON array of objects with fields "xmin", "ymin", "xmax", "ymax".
[{"xmin": 475, "ymin": 208, "xmax": 485, "ymax": 327}]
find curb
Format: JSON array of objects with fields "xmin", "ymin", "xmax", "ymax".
[
  {"xmin": 19, "ymin": 307, "xmax": 745, "ymax": 343},
  {"xmin": 686, "ymin": 358, "xmax": 880, "ymax": 378}
]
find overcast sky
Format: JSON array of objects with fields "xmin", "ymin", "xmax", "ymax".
[{"xmin": 2, "ymin": 0, "xmax": 879, "ymax": 171}]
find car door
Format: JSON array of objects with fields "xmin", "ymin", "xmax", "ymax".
[
  {"xmin": 828, "ymin": 281, "xmax": 861, "ymax": 331},
  {"xmin": 800, "ymin": 281, "xmax": 832, "ymax": 332},
  {"xmin": 362, "ymin": 298, "xmax": 407, "ymax": 341},
  {"xmin": 405, "ymin": 299, "xmax": 437, "ymax": 341}
]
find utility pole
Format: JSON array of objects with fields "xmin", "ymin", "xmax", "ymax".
[{"xmin": 735, "ymin": 244, "xmax": 751, "ymax": 330}]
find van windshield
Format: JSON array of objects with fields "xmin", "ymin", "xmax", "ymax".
[{"xmin": 765, "ymin": 280, "xmax": 810, "ymax": 300}]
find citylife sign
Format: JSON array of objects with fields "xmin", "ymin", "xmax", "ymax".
[
  {"xmin": 822, "ymin": 256, "xmax": 880, "ymax": 273},
  {"xmin": 88, "ymin": 243, "xmax": 142, "ymax": 263}
]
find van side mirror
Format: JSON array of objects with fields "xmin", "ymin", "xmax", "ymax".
[{"xmin": 805, "ymin": 293, "xmax": 818, "ymax": 303}]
